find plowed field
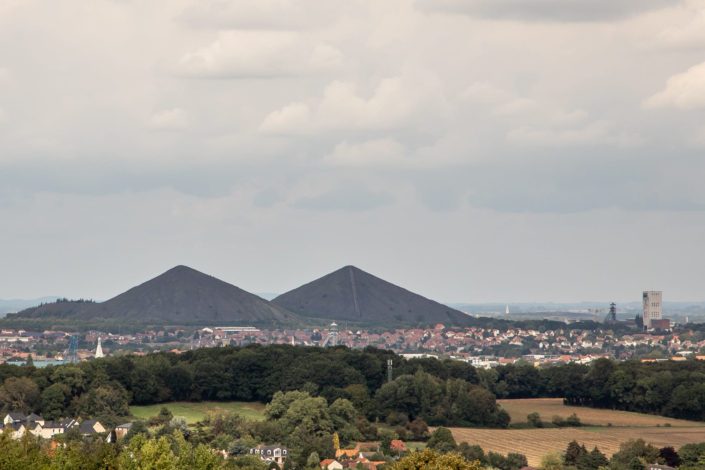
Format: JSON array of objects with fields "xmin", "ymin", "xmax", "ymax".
[
  {"xmin": 447, "ymin": 427, "xmax": 705, "ymax": 466},
  {"xmin": 498, "ymin": 398, "xmax": 702, "ymax": 427}
]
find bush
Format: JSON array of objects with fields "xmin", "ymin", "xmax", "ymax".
[
  {"xmin": 566, "ymin": 413, "xmax": 581, "ymax": 427},
  {"xmin": 528, "ymin": 413, "xmax": 543, "ymax": 428},
  {"xmin": 551, "ymin": 415, "xmax": 565, "ymax": 427},
  {"xmin": 408, "ymin": 418, "xmax": 431, "ymax": 441},
  {"xmin": 427, "ymin": 427, "xmax": 456, "ymax": 451}
]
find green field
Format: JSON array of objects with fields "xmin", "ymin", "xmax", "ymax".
[{"xmin": 130, "ymin": 401, "xmax": 266, "ymax": 424}]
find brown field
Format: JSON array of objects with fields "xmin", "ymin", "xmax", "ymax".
[
  {"xmin": 498, "ymin": 398, "xmax": 704, "ymax": 427},
  {"xmin": 448, "ymin": 428, "xmax": 705, "ymax": 467}
]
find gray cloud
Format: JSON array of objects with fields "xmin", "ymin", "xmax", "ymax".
[
  {"xmin": 294, "ymin": 180, "xmax": 394, "ymax": 212},
  {"xmin": 416, "ymin": 0, "xmax": 680, "ymax": 22}
]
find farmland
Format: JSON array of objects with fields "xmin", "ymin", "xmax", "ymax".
[
  {"xmin": 445, "ymin": 399, "xmax": 705, "ymax": 466},
  {"xmin": 497, "ymin": 398, "xmax": 703, "ymax": 427},
  {"xmin": 447, "ymin": 428, "xmax": 705, "ymax": 467},
  {"xmin": 130, "ymin": 401, "xmax": 266, "ymax": 424}
]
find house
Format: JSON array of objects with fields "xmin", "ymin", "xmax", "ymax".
[
  {"xmin": 4, "ymin": 413, "xmax": 26, "ymax": 425},
  {"xmin": 33, "ymin": 421, "xmax": 64, "ymax": 439},
  {"xmin": 336, "ymin": 449, "xmax": 359, "ymax": 459},
  {"xmin": 79, "ymin": 420, "xmax": 105, "ymax": 435},
  {"xmin": 390, "ymin": 440, "xmax": 407, "ymax": 452},
  {"xmin": 2, "ymin": 422, "xmax": 26, "ymax": 439},
  {"xmin": 26, "ymin": 413, "xmax": 45, "ymax": 426},
  {"xmin": 320, "ymin": 459, "xmax": 344, "ymax": 470},
  {"xmin": 61, "ymin": 418, "xmax": 79, "ymax": 429},
  {"xmin": 250, "ymin": 445, "xmax": 290, "ymax": 464},
  {"xmin": 114, "ymin": 422, "xmax": 133, "ymax": 438}
]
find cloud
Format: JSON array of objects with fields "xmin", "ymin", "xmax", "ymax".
[
  {"xmin": 550, "ymin": 109, "xmax": 589, "ymax": 126},
  {"xmin": 459, "ymin": 82, "xmax": 513, "ymax": 104},
  {"xmin": 416, "ymin": 0, "xmax": 679, "ymax": 22},
  {"xmin": 507, "ymin": 121, "xmax": 646, "ymax": 147},
  {"xmin": 148, "ymin": 108, "xmax": 189, "ymax": 130},
  {"xmin": 656, "ymin": 9, "xmax": 705, "ymax": 48},
  {"xmin": 252, "ymin": 188, "xmax": 284, "ymax": 208},
  {"xmin": 178, "ymin": 0, "xmax": 360, "ymax": 30},
  {"xmin": 260, "ymin": 74, "xmax": 446, "ymax": 134},
  {"xmin": 493, "ymin": 98, "xmax": 538, "ymax": 116},
  {"xmin": 323, "ymin": 138, "xmax": 407, "ymax": 167},
  {"xmin": 643, "ymin": 61, "xmax": 705, "ymax": 110},
  {"xmin": 294, "ymin": 180, "xmax": 394, "ymax": 212},
  {"xmin": 177, "ymin": 31, "xmax": 343, "ymax": 78}
]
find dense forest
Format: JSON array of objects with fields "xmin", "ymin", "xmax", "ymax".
[{"xmin": 2, "ymin": 345, "xmax": 705, "ymax": 429}]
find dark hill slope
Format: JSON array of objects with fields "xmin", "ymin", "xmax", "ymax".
[
  {"xmin": 272, "ymin": 266, "xmax": 473, "ymax": 325},
  {"xmin": 75, "ymin": 266, "xmax": 296, "ymax": 323},
  {"xmin": 14, "ymin": 300, "xmax": 97, "ymax": 319}
]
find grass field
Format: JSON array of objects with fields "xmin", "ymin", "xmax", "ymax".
[
  {"xmin": 447, "ymin": 428, "xmax": 705, "ymax": 466},
  {"xmin": 497, "ymin": 398, "xmax": 703, "ymax": 427},
  {"xmin": 130, "ymin": 401, "xmax": 266, "ymax": 424}
]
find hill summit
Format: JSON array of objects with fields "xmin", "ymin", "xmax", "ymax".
[
  {"xmin": 75, "ymin": 265, "xmax": 296, "ymax": 323},
  {"xmin": 272, "ymin": 265, "xmax": 473, "ymax": 325}
]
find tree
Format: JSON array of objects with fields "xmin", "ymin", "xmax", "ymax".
[
  {"xmin": 390, "ymin": 448, "xmax": 481, "ymax": 470},
  {"xmin": 551, "ymin": 416, "xmax": 565, "ymax": 427},
  {"xmin": 307, "ymin": 452, "xmax": 321, "ymax": 468},
  {"xmin": 576, "ymin": 447, "xmax": 608, "ymax": 470},
  {"xmin": 64, "ymin": 426, "xmax": 83, "ymax": 443},
  {"xmin": 25, "ymin": 355, "xmax": 33, "ymax": 367},
  {"xmin": 345, "ymin": 384, "xmax": 374, "ymax": 418},
  {"xmin": 628, "ymin": 458, "xmax": 645, "ymax": 470},
  {"xmin": 658, "ymin": 447, "xmax": 680, "ymax": 468},
  {"xmin": 41, "ymin": 383, "xmax": 70, "ymax": 421},
  {"xmin": 426, "ymin": 427, "xmax": 456, "ymax": 450},
  {"xmin": 538, "ymin": 451, "xmax": 563, "ymax": 470},
  {"xmin": 457, "ymin": 443, "xmax": 486, "ymax": 466},
  {"xmin": 0, "ymin": 377, "xmax": 41, "ymax": 413},
  {"xmin": 565, "ymin": 441, "xmax": 587, "ymax": 466},
  {"xmin": 566, "ymin": 414, "xmax": 581, "ymax": 427},
  {"xmin": 229, "ymin": 440, "xmax": 250, "ymax": 456},
  {"xmin": 333, "ymin": 432, "xmax": 340, "ymax": 451},
  {"xmin": 527, "ymin": 413, "xmax": 543, "ymax": 428},
  {"xmin": 155, "ymin": 406, "xmax": 174, "ymax": 425},
  {"xmin": 408, "ymin": 418, "xmax": 431, "ymax": 441},
  {"xmin": 125, "ymin": 420, "xmax": 151, "ymax": 442}
]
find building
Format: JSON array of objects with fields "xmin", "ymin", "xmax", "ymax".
[
  {"xmin": 114, "ymin": 423, "xmax": 132, "ymax": 438},
  {"xmin": 249, "ymin": 445, "xmax": 289, "ymax": 464},
  {"xmin": 643, "ymin": 291, "xmax": 662, "ymax": 329},
  {"xmin": 320, "ymin": 460, "xmax": 344, "ymax": 470}
]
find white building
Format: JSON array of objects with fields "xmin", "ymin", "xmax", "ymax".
[{"xmin": 643, "ymin": 291, "xmax": 662, "ymax": 328}]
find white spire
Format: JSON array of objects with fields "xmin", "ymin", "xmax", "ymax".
[
  {"xmin": 506, "ymin": 305, "xmax": 509, "ymax": 314},
  {"xmin": 95, "ymin": 338, "xmax": 104, "ymax": 358}
]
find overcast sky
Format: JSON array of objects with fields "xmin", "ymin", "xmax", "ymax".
[{"xmin": 2, "ymin": 0, "xmax": 705, "ymax": 304}]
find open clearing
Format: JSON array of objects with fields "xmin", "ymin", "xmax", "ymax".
[
  {"xmin": 448, "ymin": 428, "xmax": 705, "ymax": 467},
  {"xmin": 498, "ymin": 398, "xmax": 703, "ymax": 427},
  {"xmin": 130, "ymin": 401, "xmax": 265, "ymax": 424}
]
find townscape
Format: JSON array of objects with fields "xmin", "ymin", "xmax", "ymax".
[{"xmin": 2, "ymin": 320, "xmax": 703, "ymax": 368}]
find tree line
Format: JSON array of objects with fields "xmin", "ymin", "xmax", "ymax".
[{"xmin": 3, "ymin": 345, "xmax": 705, "ymax": 427}]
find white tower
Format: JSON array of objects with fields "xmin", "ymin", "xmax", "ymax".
[
  {"xmin": 95, "ymin": 338, "xmax": 104, "ymax": 358},
  {"xmin": 506, "ymin": 305, "xmax": 509, "ymax": 314},
  {"xmin": 642, "ymin": 291, "xmax": 662, "ymax": 329}
]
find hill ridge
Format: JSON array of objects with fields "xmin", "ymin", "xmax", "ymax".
[
  {"xmin": 272, "ymin": 265, "xmax": 474, "ymax": 325},
  {"xmin": 74, "ymin": 265, "xmax": 297, "ymax": 323}
]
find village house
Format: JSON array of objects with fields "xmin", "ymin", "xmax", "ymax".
[{"xmin": 250, "ymin": 445, "xmax": 290, "ymax": 464}]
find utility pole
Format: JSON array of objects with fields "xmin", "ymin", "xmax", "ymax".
[{"xmin": 388, "ymin": 359, "xmax": 393, "ymax": 383}]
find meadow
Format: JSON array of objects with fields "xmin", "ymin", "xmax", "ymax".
[{"xmin": 130, "ymin": 401, "xmax": 266, "ymax": 424}]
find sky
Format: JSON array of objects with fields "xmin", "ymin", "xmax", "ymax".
[{"xmin": 2, "ymin": 0, "xmax": 705, "ymax": 304}]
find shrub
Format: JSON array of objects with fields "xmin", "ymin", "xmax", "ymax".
[
  {"xmin": 566, "ymin": 413, "xmax": 581, "ymax": 427},
  {"xmin": 551, "ymin": 415, "xmax": 565, "ymax": 427},
  {"xmin": 528, "ymin": 413, "xmax": 543, "ymax": 428}
]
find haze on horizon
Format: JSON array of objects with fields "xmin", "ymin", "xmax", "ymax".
[{"xmin": 1, "ymin": 0, "xmax": 705, "ymax": 305}]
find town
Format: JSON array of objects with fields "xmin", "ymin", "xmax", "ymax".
[{"xmin": 1, "ymin": 318, "xmax": 701, "ymax": 368}]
